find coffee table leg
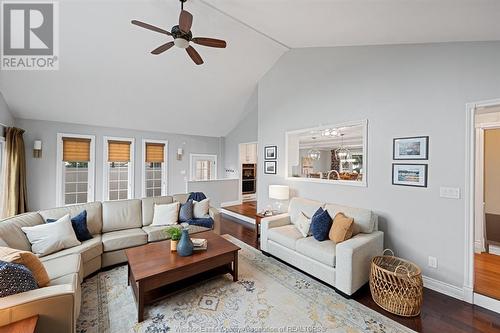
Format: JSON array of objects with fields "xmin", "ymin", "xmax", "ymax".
[
  {"xmin": 137, "ymin": 281, "xmax": 145, "ymax": 322},
  {"xmin": 127, "ymin": 263, "xmax": 130, "ymax": 286},
  {"xmin": 232, "ymin": 252, "xmax": 238, "ymax": 282}
]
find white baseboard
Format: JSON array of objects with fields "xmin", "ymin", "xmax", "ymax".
[
  {"xmin": 474, "ymin": 293, "xmax": 500, "ymax": 313},
  {"xmin": 489, "ymin": 245, "xmax": 500, "ymax": 256},
  {"xmin": 475, "ymin": 240, "xmax": 486, "ymax": 253},
  {"xmin": 220, "ymin": 200, "xmax": 242, "ymax": 208},
  {"xmin": 422, "ymin": 276, "xmax": 465, "ymax": 301},
  {"xmin": 220, "ymin": 208, "xmax": 256, "ymax": 224}
]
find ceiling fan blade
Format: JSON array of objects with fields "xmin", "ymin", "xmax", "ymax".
[
  {"xmin": 179, "ymin": 10, "xmax": 193, "ymax": 33},
  {"xmin": 151, "ymin": 41, "xmax": 175, "ymax": 55},
  {"xmin": 131, "ymin": 20, "xmax": 171, "ymax": 36},
  {"xmin": 186, "ymin": 45, "xmax": 204, "ymax": 65},
  {"xmin": 192, "ymin": 37, "xmax": 226, "ymax": 48}
]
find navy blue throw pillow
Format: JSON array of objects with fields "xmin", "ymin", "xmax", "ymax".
[
  {"xmin": 47, "ymin": 210, "xmax": 93, "ymax": 242},
  {"xmin": 310, "ymin": 208, "xmax": 332, "ymax": 241},
  {"xmin": 0, "ymin": 261, "xmax": 38, "ymax": 298},
  {"xmin": 187, "ymin": 217, "xmax": 214, "ymax": 229},
  {"xmin": 179, "ymin": 200, "xmax": 194, "ymax": 222}
]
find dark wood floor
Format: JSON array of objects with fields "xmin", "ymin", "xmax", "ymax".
[
  {"xmin": 220, "ymin": 214, "xmax": 500, "ymax": 333},
  {"xmin": 223, "ymin": 201, "xmax": 257, "ymax": 219}
]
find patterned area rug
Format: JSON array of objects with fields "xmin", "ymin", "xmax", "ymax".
[{"xmin": 77, "ymin": 235, "xmax": 414, "ymax": 333}]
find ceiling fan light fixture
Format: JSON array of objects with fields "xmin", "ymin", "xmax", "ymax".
[{"xmin": 174, "ymin": 38, "xmax": 190, "ymax": 49}]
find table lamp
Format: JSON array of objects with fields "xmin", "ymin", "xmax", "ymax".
[{"xmin": 269, "ymin": 185, "xmax": 289, "ymax": 213}]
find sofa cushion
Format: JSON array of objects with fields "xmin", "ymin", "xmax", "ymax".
[
  {"xmin": 179, "ymin": 200, "xmax": 194, "ymax": 222},
  {"xmin": 38, "ymin": 202, "xmax": 103, "ymax": 235},
  {"xmin": 151, "ymin": 202, "xmax": 180, "ymax": 226},
  {"xmin": 310, "ymin": 208, "xmax": 333, "ymax": 241},
  {"xmin": 0, "ymin": 261, "xmax": 38, "ymax": 297},
  {"xmin": 142, "ymin": 225, "xmax": 211, "ymax": 243},
  {"xmin": 296, "ymin": 237, "xmax": 336, "ymax": 267},
  {"xmin": 295, "ymin": 212, "xmax": 311, "ymax": 238},
  {"xmin": 102, "ymin": 199, "xmax": 142, "ymax": 232},
  {"xmin": 43, "ymin": 253, "xmax": 83, "ymax": 283},
  {"xmin": 0, "ymin": 247, "xmax": 50, "ymax": 287},
  {"xmin": 47, "ymin": 210, "xmax": 93, "ymax": 242},
  {"xmin": 288, "ymin": 197, "xmax": 324, "ymax": 225},
  {"xmin": 0, "ymin": 212, "xmax": 44, "ymax": 251},
  {"xmin": 193, "ymin": 199, "xmax": 210, "ymax": 219},
  {"xmin": 101, "ymin": 228, "xmax": 147, "ymax": 252},
  {"xmin": 324, "ymin": 203, "xmax": 374, "ymax": 235},
  {"xmin": 21, "ymin": 215, "xmax": 81, "ymax": 257},
  {"xmin": 141, "ymin": 196, "xmax": 174, "ymax": 226},
  {"xmin": 267, "ymin": 225, "xmax": 303, "ymax": 251},
  {"xmin": 173, "ymin": 193, "xmax": 190, "ymax": 204},
  {"xmin": 329, "ymin": 212, "xmax": 354, "ymax": 243},
  {"xmin": 40, "ymin": 236, "xmax": 102, "ymax": 263}
]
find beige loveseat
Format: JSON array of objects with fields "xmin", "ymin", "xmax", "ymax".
[
  {"xmin": 260, "ymin": 197, "xmax": 383, "ymax": 296},
  {"xmin": 0, "ymin": 194, "xmax": 219, "ymax": 333}
]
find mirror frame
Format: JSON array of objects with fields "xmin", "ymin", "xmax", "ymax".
[{"xmin": 285, "ymin": 119, "xmax": 368, "ymax": 187}]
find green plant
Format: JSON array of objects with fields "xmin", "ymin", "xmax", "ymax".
[{"xmin": 164, "ymin": 226, "xmax": 182, "ymax": 241}]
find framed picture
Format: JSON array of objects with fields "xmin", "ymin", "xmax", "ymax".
[
  {"xmin": 264, "ymin": 161, "xmax": 277, "ymax": 174},
  {"xmin": 264, "ymin": 146, "xmax": 277, "ymax": 160},
  {"xmin": 393, "ymin": 136, "xmax": 429, "ymax": 160},
  {"xmin": 392, "ymin": 164, "xmax": 428, "ymax": 187}
]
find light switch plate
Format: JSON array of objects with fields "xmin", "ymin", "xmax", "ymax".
[{"xmin": 440, "ymin": 187, "xmax": 460, "ymax": 199}]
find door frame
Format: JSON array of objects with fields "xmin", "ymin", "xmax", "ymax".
[
  {"xmin": 465, "ymin": 98, "xmax": 500, "ymax": 309},
  {"xmin": 238, "ymin": 141, "xmax": 258, "ymax": 204},
  {"xmin": 189, "ymin": 153, "xmax": 218, "ymax": 181}
]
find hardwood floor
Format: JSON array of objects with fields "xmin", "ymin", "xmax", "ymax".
[
  {"xmin": 220, "ymin": 215, "xmax": 500, "ymax": 333},
  {"xmin": 475, "ymin": 253, "xmax": 500, "ymax": 301},
  {"xmin": 223, "ymin": 201, "xmax": 257, "ymax": 219}
]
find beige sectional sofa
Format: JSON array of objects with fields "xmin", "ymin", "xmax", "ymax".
[
  {"xmin": 260, "ymin": 197, "xmax": 383, "ymax": 296},
  {"xmin": 0, "ymin": 193, "xmax": 219, "ymax": 333}
]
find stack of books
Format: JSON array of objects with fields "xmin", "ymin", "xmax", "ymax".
[{"xmin": 192, "ymin": 238, "xmax": 207, "ymax": 251}]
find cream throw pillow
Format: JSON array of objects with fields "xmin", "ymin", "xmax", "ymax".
[
  {"xmin": 193, "ymin": 199, "xmax": 210, "ymax": 218},
  {"xmin": 329, "ymin": 212, "xmax": 354, "ymax": 243},
  {"xmin": 21, "ymin": 214, "xmax": 81, "ymax": 257},
  {"xmin": 0, "ymin": 247, "xmax": 50, "ymax": 287},
  {"xmin": 152, "ymin": 202, "xmax": 180, "ymax": 226},
  {"xmin": 295, "ymin": 212, "xmax": 312, "ymax": 238}
]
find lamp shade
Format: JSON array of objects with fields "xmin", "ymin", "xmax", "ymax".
[{"xmin": 269, "ymin": 185, "xmax": 289, "ymax": 200}]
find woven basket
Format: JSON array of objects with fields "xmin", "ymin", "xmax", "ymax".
[{"xmin": 369, "ymin": 249, "xmax": 423, "ymax": 317}]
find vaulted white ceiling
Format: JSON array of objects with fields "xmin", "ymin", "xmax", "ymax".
[{"xmin": 1, "ymin": 0, "xmax": 500, "ymax": 137}]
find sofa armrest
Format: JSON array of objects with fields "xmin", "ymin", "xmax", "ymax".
[
  {"xmin": 0, "ymin": 284, "xmax": 76, "ymax": 333},
  {"xmin": 335, "ymin": 231, "xmax": 384, "ymax": 296},
  {"xmin": 260, "ymin": 213, "xmax": 291, "ymax": 251},
  {"xmin": 209, "ymin": 206, "xmax": 220, "ymax": 234}
]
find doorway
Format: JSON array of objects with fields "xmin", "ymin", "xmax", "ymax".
[
  {"xmin": 189, "ymin": 154, "xmax": 217, "ymax": 181},
  {"xmin": 474, "ymin": 106, "xmax": 500, "ymax": 301},
  {"xmin": 239, "ymin": 142, "xmax": 258, "ymax": 203}
]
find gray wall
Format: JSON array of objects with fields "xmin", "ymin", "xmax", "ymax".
[
  {"xmin": 16, "ymin": 118, "xmax": 223, "ymax": 211},
  {"xmin": 0, "ymin": 92, "xmax": 14, "ymax": 135},
  {"xmin": 257, "ymin": 42, "xmax": 500, "ymax": 288},
  {"xmin": 224, "ymin": 88, "xmax": 258, "ymax": 179}
]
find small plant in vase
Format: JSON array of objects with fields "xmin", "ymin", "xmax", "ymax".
[{"xmin": 164, "ymin": 226, "xmax": 182, "ymax": 252}]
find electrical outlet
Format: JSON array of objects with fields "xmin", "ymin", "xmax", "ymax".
[{"xmin": 428, "ymin": 256, "xmax": 438, "ymax": 269}]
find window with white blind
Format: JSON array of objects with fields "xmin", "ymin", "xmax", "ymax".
[
  {"xmin": 190, "ymin": 154, "xmax": 217, "ymax": 181},
  {"xmin": 142, "ymin": 140, "xmax": 168, "ymax": 197},
  {"xmin": 56, "ymin": 133, "xmax": 95, "ymax": 206},
  {"xmin": 103, "ymin": 137, "xmax": 134, "ymax": 201}
]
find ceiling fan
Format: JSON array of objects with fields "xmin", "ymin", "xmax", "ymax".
[{"xmin": 131, "ymin": 0, "xmax": 226, "ymax": 65}]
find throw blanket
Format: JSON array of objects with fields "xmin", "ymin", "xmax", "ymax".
[
  {"xmin": 188, "ymin": 192, "xmax": 207, "ymax": 202},
  {"xmin": 188, "ymin": 217, "xmax": 214, "ymax": 229}
]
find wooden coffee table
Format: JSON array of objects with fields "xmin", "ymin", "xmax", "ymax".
[{"xmin": 125, "ymin": 231, "xmax": 240, "ymax": 322}]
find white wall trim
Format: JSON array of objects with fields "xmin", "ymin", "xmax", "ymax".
[
  {"xmin": 489, "ymin": 245, "xmax": 500, "ymax": 256},
  {"xmin": 422, "ymin": 276, "xmax": 465, "ymax": 301},
  {"xmin": 55, "ymin": 133, "xmax": 96, "ymax": 207},
  {"xmin": 474, "ymin": 293, "xmax": 500, "ymax": 313},
  {"xmin": 220, "ymin": 200, "xmax": 242, "ymax": 207},
  {"xmin": 102, "ymin": 136, "xmax": 135, "ymax": 201},
  {"xmin": 141, "ymin": 139, "xmax": 168, "ymax": 198}
]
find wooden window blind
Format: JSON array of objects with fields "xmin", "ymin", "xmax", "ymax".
[
  {"xmin": 108, "ymin": 140, "xmax": 131, "ymax": 162},
  {"xmin": 145, "ymin": 143, "xmax": 165, "ymax": 163},
  {"xmin": 62, "ymin": 137, "xmax": 91, "ymax": 162}
]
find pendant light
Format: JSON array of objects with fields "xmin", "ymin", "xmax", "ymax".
[
  {"xmin": 335, "ymin": 134, "xmax": 351, "ymax": 161},
  {"xmin": 308, "ymin": 137, "xmax": 321, "ymax": 160}
]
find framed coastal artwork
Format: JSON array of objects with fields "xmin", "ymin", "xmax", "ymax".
[
  {"xmin": 264, "ymin": 161, "xmax": 277, "ymax": 174},
  {"xmin": 264, "ymin": 146, "xmax": 277, "ymax": 160},
  {"xmin": 392, "ymin": 164, "xmax": 428, "ymax": 187},
  {"xmin": 393, "ymin": 136, "xmax": 429, "ymax": 160}
]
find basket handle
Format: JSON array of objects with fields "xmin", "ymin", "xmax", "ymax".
[
  {"xmin": 395, "ymin": 265, "xmax": 420, "ymax": 286},
  {"xmin": 382, "ymin": 249, "xmax": 394, "ymax": 257}
]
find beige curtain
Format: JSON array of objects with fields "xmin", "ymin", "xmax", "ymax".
[{"xmin": 2, "ymin": 127, "xmax": 28, "ymax": 217}]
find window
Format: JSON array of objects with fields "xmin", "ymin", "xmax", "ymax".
[
  {"xmin": 103, "ymin": 137, "xmax": 134, "ymax": 201},
  {"xmin": 142, "ymin": 140, "xmax": 168, "ymax": 197},
  {"xmin": 190, "ymin": 154, "xmax": 217, "ymax": 181},
  {"xmin": 56, "ymin": 134, "xmax": 95, "ymax": 206}
]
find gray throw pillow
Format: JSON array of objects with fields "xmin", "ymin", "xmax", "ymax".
[{"xmin": 179, "ymin": 199, "xmax": 194, "ymax": 222}]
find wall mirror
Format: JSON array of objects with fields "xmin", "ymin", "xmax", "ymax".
[{"xmin": 286, "ymin": 120, "xmax": 367, "ymax": 186}]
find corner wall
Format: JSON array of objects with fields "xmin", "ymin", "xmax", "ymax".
[
  {"xmin": 15, "ymin": 118, "xmax": 223, "ymax": 211},
  {"xmin": 257, "ymin": 41, "xmax": 500, "ymax": 289},
  {"xmin": 0, "ymin": 92, "xmax": 14, "ymax": 135}
]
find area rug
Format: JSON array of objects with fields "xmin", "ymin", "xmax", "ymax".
[{"xmin": 76, "ymin": 235, "xmax": 414, "ymax": 333}]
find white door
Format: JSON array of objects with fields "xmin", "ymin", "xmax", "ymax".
[{"xmin": 190, "ymin": 154, "xmax": 217, "ymax": 181}]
